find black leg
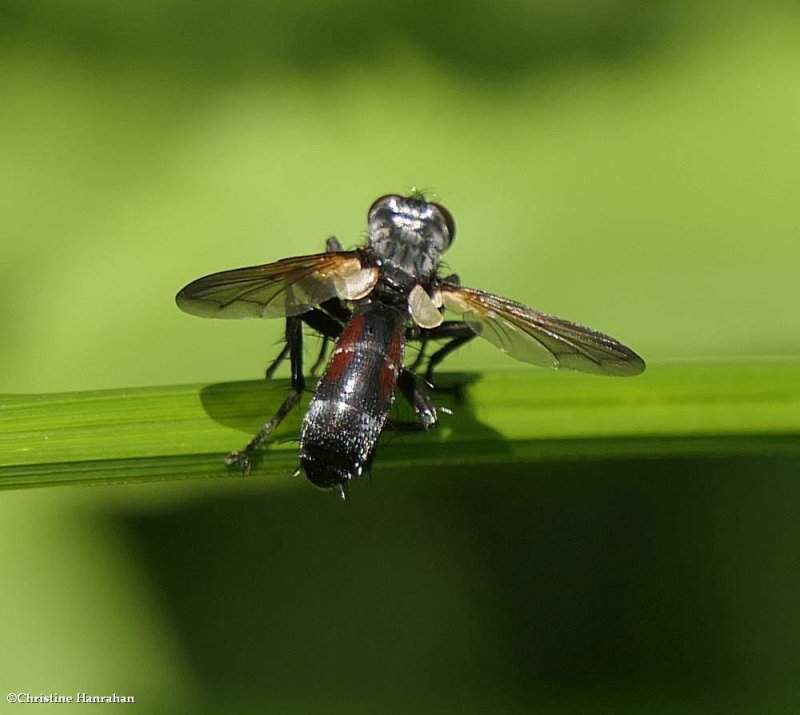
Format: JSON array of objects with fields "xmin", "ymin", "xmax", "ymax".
[
  {"xmin": 299, "ymin": 302, "xmax": 350, "ymax": 378},
  {"xmin": 262, "ymin": 235, "xmax": 345, "ymax": 381},
  {"xmin": 301, "ymin": 236, "xmax": 348, "ymax": 380},
  {"xmin": 412, "ymin": 273, "xmax": 473, "ymax": 386},
  {"xmin": 234, "ymin": 234, "xmax": 352, "ymax": 475},
  {"xmin": 265, "ymin": 299, "xmax": 349, "ymax": 382},
  {"xmin": 309, "ymin": 336, "xmax": 331, "ymax": 377},
  {"xmin": 406, "ymin": 320, "xmax": 473, "ymax": 342},
  {"xmin": 395, "ymin": 369, "xmax": 438, "ymax": 430},
  {"xmin": 226, "ymin": 316, "xmax": 306, "ymax": 474},
  {"xmin": 301, "ymin": 305, "xmax": 347, "ymax": 339},
  {"xmin": 406, "ymin": 320, "xmax": 477, "ymax": 386},
  {"xmin": 408, "ymin": 339, "xmax": 429, "ymax": 371},
  {"xmin": 264, "ymin": 341, "xmax": 291, "ymax": 381},
  {"xmin": 425, "ymin": 333, "xmax": 476, "ymax": 385},
  {"xmin": 318, "ymin": 295, "xmax": 352, "ymax": 324}
]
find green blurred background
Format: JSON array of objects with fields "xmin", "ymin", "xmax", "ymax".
[{"xmin": 2, "ymin": 1, "xmax": 799, "ymax": 712}]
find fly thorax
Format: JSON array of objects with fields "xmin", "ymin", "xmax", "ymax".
[
  {"xmin": 371, "ymin": 230, "xmax": 443, "ymax": 284},
  {"xmin": 367, "ymin": 194, "xmax": 452, "ymax": 284}
]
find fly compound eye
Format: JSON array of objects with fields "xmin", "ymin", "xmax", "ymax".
[
  {"xmin": 431, "ymin": 202, "xmax": 456, "ymax": 246},
  {"xmin": 368, "ymin": 194, "xmax": 403, "ymax": 219}
]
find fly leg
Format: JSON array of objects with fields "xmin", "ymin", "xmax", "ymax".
[
  {"xmin": 423, "ymin": 325, "xmax": 476, "ymax": 386},
  {"xmin": 420, "ymin": 273, "xmax": 477, "ymax": 386},
  {"xmin": 300, "ymin": 236, "xmax": 349, "ymax": 376},
  {"xmin": 397, "ymin": 321, "xmax": 475, "ymax": 427},
  {"xmin": 302, "ymin": 298, "xmax": 354, "ymax": 381},
  {"xmin": 226, "ymin": 316, "xmax": 306, "ymax": 474},
  {"xmin": 407, "ymin": 321, "xmax": 477, "ymax": 387},
  {"xmin": 303, "ymin": 293, "xmax": 352, "ymax": 370},
  {"xmin": 264, "ymin": 342, "xmax": 290, "ymax": 381},
  {"xmin": 301, "ymin": 300, "xmax": 348, "ymax": 340},
  {"xmin": 308, "ymin": 337, "xmax": 330, "ymax": 378},
  {"xmin": 261, "ymin": 237, "xmax": 344, "ymax": 380},
  {"xmin": 263, "ymin": 321, "xmax": 333, "ymax": 384},
  {"xmin": 418, "ymin": 273, "xmax": 478, "ymax": 385},
  {"xmin": 229, "ymin": 236, "xmax": 352, "ymax": 474},
  {"xmin": 392, "ymin": 369, "xmax": 439, "ymax": 431},
  {"xmin": 231, "ymin": 304, "xmax": 349, "ymax": 474},
  {"xmin": 408, "ymin": 339, "xmax": 429, "ymax": 372}
]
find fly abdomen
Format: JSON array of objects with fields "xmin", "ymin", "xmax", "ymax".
[{"xmin": 300, "ymin": 302, "xmax": 406, "ymax": 489}]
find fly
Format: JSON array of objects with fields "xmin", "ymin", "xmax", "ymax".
[{"xmin": 176, "ymin": 193, "xmax": 646, "ymax": 499}]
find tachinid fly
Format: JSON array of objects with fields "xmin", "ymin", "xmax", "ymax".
[{"xmin": 176, "ymin": 193, "xmax": 645, "ymax": 499}]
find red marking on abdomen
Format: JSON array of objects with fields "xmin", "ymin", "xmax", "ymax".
[
  {"xmin": 321, "ymin": 314, "xmax": 365, "ymax": 384},
  {"xmin": 338, "ymin": 314, "xmax": 367, "ymax": 345},
  {"xmin": 377, "ymin": 328, "xmax": 404, "ymax": 402},
  {"xmin": 387, "ymin": 328, "xmax": 403, "ymax": 365},
  {"xmin": 324, "ymin": 346, "xmax": 355, "ymax": 384},
  {"xmin": 378, "ymin": 362, "xmax": 398, "ymax": 403}
]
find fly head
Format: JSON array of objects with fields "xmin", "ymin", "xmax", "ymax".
[{"xmin": 367, "ymin": 194, "xmax": 455, "ymax": 284}]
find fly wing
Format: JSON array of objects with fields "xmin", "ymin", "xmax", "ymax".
[
  {"xmin": 440, "ymin": 284, "xmax": 645, "ymax": 376},
  {"xmin": 176, "ymin": 252, "xmax": 378, "ymax": 319}
]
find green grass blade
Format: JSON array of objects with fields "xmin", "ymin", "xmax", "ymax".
[{"xmin": 1, "ymin": 361, "xmax": 799, "ymax": 490}]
